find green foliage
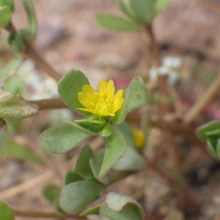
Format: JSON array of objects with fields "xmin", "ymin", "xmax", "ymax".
[
  {"xmin": 0, "ymin": 201, "xmax": 14, "ymax": 220},
  {"xmin": 74, "ymin": 146, "xmax": 94, "ymax": 178},
  {"xmin": 113, "ymin": 77, "xmax": 151, "ymax": 124},
  {"xmin": 129, "ymin": 0, "xmax": 154, "ymax": 24},
  {"xmin": 0, "ymin": 120, "xmax": 7, "ymax": 160},
  {"xmin": 155, "ymin": 0, "xmax": 172, "ymax": 14},
  {"xmin": 65, "ymin": 120, "xmax": 98, "ymax": 135},
  {"xmin": 80, "ymin": 205, "xmax": 101, "ymax": 216},
  {"xmin": 6, "ymin": 140, "xmax": 43, "ymax": 165},
  {"xmin": 41, "ymin": 124, "xmax": 88, "ymax": 153},
  {"xmin": 127, "ymin": 77, "xmax": 151, "ymax": 112},
  {"xmin": 113, "ymin": 145, "xmax": 145, "ymax": 171},
  {"xmin": 0, "ymin": 91, "xmax": 38, "ymax": 120},
  {"xmin": 96, "ymin": 0, "xmax": 173, "ymax": 32},
  {"xmin": 90, "ymin": 150, "xmax": 109, "ymax": 184},
  {"xmin": 22, "ymin": 0, "xmax": 37, "ymax": 39},
  {"xmin": 74, "ymin": 117, "xmax": 107, "ymax": 134},
  {"xmin": 196, "ymin": 121, "xmax": 220, "ymax": 158},
  {"xmin": 0, "ymin": 0, "xmax": 14, "ymax": 12},
  {"xmin": 0, "ymin": 5, "xmax": 12, "ymax": 28},
  {"xmin": 8, "ymin": 33, "xmax": 26, "ymax": 52},
  {"xmin": 99, "ymin": 131, "xmax": 127, "ymax": 178},
  {"xmin": 58, "ymin": 70, "xmax": 90, "ymax": 116},
  {"xmin": 99, "ymin": 192, "xmax": 144, "ymax": 220},
  {"xmin": 0, "ymin": 56, "xmax": 22, "ymax": 82},
  {"xmin": 65, "ymin": 172, "xmax": 84, "ymax": 185},
  {"xmin": 59, "ymin": 180, "xmax": 105, "ymax": 214},
  {"xmin": 43, "ymin": 185, "xmax": 65, "ymax": 214},
  {"xmin": 96, "ymin": 14, "xmax": 141, "ymax": 32}
]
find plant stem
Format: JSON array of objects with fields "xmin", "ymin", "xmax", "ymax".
[
  {"xmin": 28, "ymin": 98, "xmax": 66, "ymax": 110},
  {"xmin": 13, "ymin": 209, "xmax": 85, "ymax": 219},
  {"xmin": 184, "ymin": 73, "xmax": 220, "ymax": 125},
  {"xmin": 144, "ymin": 24, "xmax": 161, "ymax": 67},
  {"xmin": 5, "ymin": 23, "xmax": 62, "ymax": 82}
]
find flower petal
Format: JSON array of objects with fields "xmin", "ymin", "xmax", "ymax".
[
  {"xmin": 78, "ymin": 91, "xmax": 98, "ymax": 109},
  {"xmin": 98, "ymin": 80, "xmax": 107, "ymax": 94},
  {"xmin": 112, "ymin": 89, "xmax": 124, "ymax": 113}
]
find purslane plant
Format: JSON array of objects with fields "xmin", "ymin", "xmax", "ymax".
[
  {"xmin": 39, "ymin": 70, "xmax": 150, "ymax": 218},
  {"xmin": 41, "ymin": 70, "xmax": 150, "ymax": 178}
]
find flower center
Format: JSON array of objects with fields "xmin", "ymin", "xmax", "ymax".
[{"xmin": 93, "ymin": 94, "xmax": 111, "ymax": 115}]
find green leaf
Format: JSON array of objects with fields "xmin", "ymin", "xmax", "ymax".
[
  {"xmin": 6, "ymin": 140, "xmax": 43, "ymax": 165},
  {"xmin": 58, "ymin": 70, "xmax": 90, "ymax": 115},
  {"xmin": 0, "ymin": 120, "xmax": 7, "ymax": 160},
  {"xmin": 112, "ymin": 89, "xmax": 129, "ymax": 124},
  {"xmin": 22, "ymin": 0, "xmax": 37, "ymax": 39},
  {"xmin": 130, "ymin": 0, "xmax": 155, "ymax": 24},
  {"xmin": 100, "ymin": 192, "xmax": 144, "ymax": 220},
  {"xmin": 0, "ymin": 201, "xmax": 14, "ymax": 220},
  {"xmin": 99, "ymin": 123, "xmax": 112, "ymax": 137},
  {"xmin": 155, "ymin": 0, "xmax": 172, "ymax": 14},
  {"xmin": 115, "ymin": 123, "xmax": 135, "ymax": 147},
  {"xmin": 0, "ymin": 91, "xmax": 38, "ymax": 120},
  {"xmin": 127, "ymin": 77, "xmax": 151, "ymax": 112},
  {"xmin": 99, "ymin": 131, "xmax": 127, "ymax": 178},
  {"xmin": 0, "ymin": 56, "xmax": 22, "ymax": 82},
  {"xmin": 74, "ymin": 117, "xmax": 106, "ymax": 133},
  {"xmin": 65, "ymin": 121, "xmax": 97, "ymax": 135},
  {"xmin": 206, "ymin": 129, "xmax": 220, "ymax": 137},
  {"xmin": 75, "ymin": 146, "xmax": 94, "ymax": 178},
  {"xmin": 80, "ymin": 205, "xmax": 101, "ymax": 216},
  {"xmin": 4, "ymin": 78, "xmax": 26, "ymax": 96},
  {"xmin": 8, "ymin": 33, "xmax": 26, "ymax": 52},
  {"xmin": 90, "ymin": 150, "xmax": 109, "ymax": 185},
  {"xmin": 113, "ymin": 146, "xmax": 145, "ymax": 171},
  {"xmin": 0, "ymin": 5, "xmax": 12, "ymax": 28},
  {"xmin": 119, "ymin": 0, "xmax": 138, "ymax": 21},
  {"xmin": 196, "ymin": 121, "xmax": 220, "ymax": 140},
  {"xmin": 65, "ymin": 172, "xmax": 84, "ymax": 185},
  {"xmin": 59, "ymin": 180, "xmax": 105, "ymax": 214},
  {"xmin": 43, "ymin": 185, "xmax": 65, "ymax": 214},
  {"xmin": 96, "ymin": 14, "xmax": 141, "ymax": 32},
  {"xmin": 0, "ymin": 0, "xmax": 14, "ymax": 12},
  {"xmin": 41, "ymin": 124, "xmax": 88, "ymax": 154}
]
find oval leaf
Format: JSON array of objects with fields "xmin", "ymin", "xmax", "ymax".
[
  {"xmin": 6, "ymin": 140, "xmax": 43, "ymax": 165},
  {"xmin": 75, "ymin": 146, "xmax": 95, "ymax": 178},
  {"xmin": 58, "ymin": 70, "xmax": 90, "ymax": 115},
  {"xmin": 59, "ymin": 180, "xmax": 105, "ymax": 214},
  {"xmin": 99, "ymin": 131, "xmax": 127, "ymax": 178},
  {"xmin": 43, "ymin": 185, "xmax": 65, "ymax": 214},
  {"xmin": 127, "ymin": 77, "xmax": 151, "ymax": 112},
  {"xmin": 96, "ymin": 14, "xmax": 141, "ymax": 32},
  {"xmin": 113, "ymin": 146, "xmax": 145, "ymax": 171},
  {"xmin": 41, "ymin": 124, "xmax": 88, "ymax": 153},
  {"xmin": 0, "ymin": 201, "xmax": 14, "ymax": 220},
  {"xmin": 196, "ymin": 121, "xmax": 220, "ymax": 140},
  {"xmin": 130, "ymin": 0, "xmax": 155, "ymax": 24},
  {"xmin": 0, "ymin": 91, "xmax": 38, "ymax": 120},
  {"xmin": 90, "ymin": 150, "xmax": 109, "ymax": 185},
  {"xmin": 100, "ymin": 192, "xmax": 144, "ymax": 220},
  {"xmin": 65, "ymin": 172, "xmax": 84, "ymax": 185}
]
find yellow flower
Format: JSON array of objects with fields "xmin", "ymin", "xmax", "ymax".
[
  {"xmin": 77, "ymin": 79, "xmax": 124, "ymax": 117},
  {"xmin": 133, "ymin": 128, "xmax": 145, "ymax": 148}
]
